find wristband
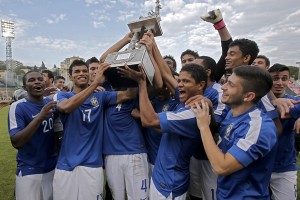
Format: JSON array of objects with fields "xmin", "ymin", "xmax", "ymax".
[{"xmin": 214, "ymin": 20, "xmax": 225, "ymax": 30}]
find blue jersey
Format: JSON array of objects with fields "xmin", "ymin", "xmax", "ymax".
[
  {"xmin": 218, "ymin": 106, "xmax": 277, "ymax": 199},
  {"xmin": 55, "ymin": 91, "xmax": 117, "ymax": 171},
  {"xmin": 144, "ymin": 98, "xmax": 180, "ymax": 164},
  {"xmin": 103, "ymin": 98, "xmax": 146, "ymax": 154},
  {"xmin": 204, "ymin": 82, "xmax": 226, "ymax": 123},
  {"xmin": 152, "ymin": 102, "xmax": 202, "ymax": 198},
  {"xmin": 273, "ymin": 94, "xmax": 299, "ymax": 173},
  {"xmin": 8, "ymin": 97, "xmax": 57, "ymax": 176}
]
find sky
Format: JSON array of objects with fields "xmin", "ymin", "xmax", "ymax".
[{"xmin": 0, "ymin": 0, "xmax": 299, "ymax": 71}]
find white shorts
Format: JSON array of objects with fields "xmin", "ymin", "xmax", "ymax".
[
  {"xmin": 270, "ymin": 171, "xmax": 297, "ymax": 200},
  {"xmin": 149, "ymin": 178, "xmax": 186, "ymax": 200},
  {"xmin": 105, "ymin": 153, "xmax": 149, "ymax": 200},
  {"xmin": 148, "ymin": 162, "xmax": 154, "ymax": 180},
  {"xmin": 53, "ymin": 166, "xmax": 104, "ymax": 200},
  {"xmin": 188, "ymin": 157, "xmax": 217, "ymax": 200},
  {"xmin": 15, "ymin": 170, "xmax": 54, "ymax": 200}
]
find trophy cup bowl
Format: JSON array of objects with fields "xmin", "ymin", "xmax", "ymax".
[{"xmin": 104, "ymin": 14, "xmax": 162, "ymax": 88}]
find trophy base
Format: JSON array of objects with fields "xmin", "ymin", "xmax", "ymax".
[{"xmin": 104, "ymin": 47, "xmax": 155, "ymax": 88}]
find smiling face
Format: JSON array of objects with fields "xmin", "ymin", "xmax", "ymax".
[
  {"xmin": 221, "ymin": 73, "xmax": 245, "ymax": 106},
  {"xmin": 70, "ymin": 65, "xmax": 89, "ymax": 89},
  {"xmin": 225, "ymin": 46, "xmax": 249, "ymax": 69},
  {"xmin": 23, "ymin": 71, "xmax": 45, "ymax": 101}
]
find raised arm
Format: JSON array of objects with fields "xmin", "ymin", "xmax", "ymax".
[
  {"xmin": 201, "ymin": 9, "xmax": 233, "ymax": 82},
  {"xmin": 99, "ymin": 32, "xmax": 133, "ymax": 63},
  {"xmin": 56, "ymin": 63, "xmax": 109, "ymax": 113},
  {"xmin": 139, "ymin": 33, "xmax": 163, "ymax": 89},
  {"xmin": 140, "ymin": 32, "xmax": 177, "ymax": 94}
]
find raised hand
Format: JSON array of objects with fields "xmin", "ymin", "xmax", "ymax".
[
  {"xmin": 118, "ymin": 64, "xmax": 146, "ymax": 85},
  {"xmin": 191, "ymin": 100, "xmax": 211, "ymax": 130},
  {"xmin": 37, "ymin": 101, "xmax": 57, "ymax": 121}
]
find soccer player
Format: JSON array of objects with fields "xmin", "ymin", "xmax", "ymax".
[
  {"xmin": 268, "ymin": 64, "xmax": 299, "ymax": 200},
  {"xmin": 120, "ymin": 61, "xmax": 217, "ymax": 199},
  {"xmin": 8, "ymin": 71, "xmax": 57, "ymax": 200},
  {"xmin": 192, "ymin": 65, "xmax": 277, "ymax": 199},
  {"xmin": 53, "ymin": 60, "xmax": 135, "ymax": 200}
]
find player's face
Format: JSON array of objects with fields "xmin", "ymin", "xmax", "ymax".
[
  {"xmin": 181, "ymin": 54, "xmax": 196, "ymax": 67},
  {"xmin": 70, "ymin": 65, "xmax": 89, "ymax": 88},
  {"xmin": 88, "ymin": 62, "xmax": 99, "ymax": 84},
  {"xmin": 177, "ymin": 71, "xmax": 202, "ymax": 102},
  {"xmin": 252, "ymin": 58, "xmax": 268, "ymax": 70},
  {"xmin": 156, "ymin": 86, "xmax": 171, "ymax": 101},
  {"xmin": 42, "ymin": 73, "xmax": 52, "ymax": 87},
  {"xmin": 221, "ymin": 73, "xmax": 245, "ymax": 106},
  {"xmin": 164, "ymin": 58, "xmax": 175, "ymax": 72},
  {"xmin": 269, "ymin": 70, "xmax": 290, "ymax": 98},
  {"xmin": 225, "ymin": 46, "xmax": 248, "ymax": 69},
  {"xmin": 54, "ymin": 79, "xmax": 65, "ymax": 90},
  {"xmin": 24, "ymin": 72, "xmax": 45, "ymax": 99}
]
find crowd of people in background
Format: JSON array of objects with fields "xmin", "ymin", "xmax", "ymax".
[{"xmin": 6, "ymin": 8, "xmax": 300, "ymax": 200}]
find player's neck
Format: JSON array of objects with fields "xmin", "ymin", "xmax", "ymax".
[{"xmin": 230, "ymin": 102, "xmax": 255, "ymax": 117}]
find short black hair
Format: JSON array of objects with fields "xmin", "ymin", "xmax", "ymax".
[
  {"xmin": 229, "ymin": 39, "xmax": 259, "ymax": 65},
  {"xmin": 42, "ymin": 69, "xmax": 54, "ymax": 81},
  {"xmin": 233, "ymin": 65, "xmax": 273, "ymax": 103},
  {"xmin": 180, "ymin": 63, "xmax": 208, "ymax": 88},
  {"xmin": 163, "ymin": 55, "xmax": 177, "ymax": 71},
  {"xmin": 86, "ymin": 57, "xmax": 99, "ymax": 66},
  {"xmin": 256, "ymin": 55, "xmax": 270, "ymax": 67},
  {"xmin": 180, "ymin": 49, "xmax": 199, "ymax": 61},
  {"xmin": 69, "ymin": 60, "xmax": 88, "ymax": 75},
  {"xmin": 54, "ymin": 75, "xmax": 65, "ymax": 81},
  {"xmin": 268, "ymin": 63, "xmax": 290, "ymax": 75},
  {"xmin": 22, "ymin": 71, "xmax": 43, "ymax": 86},
  {"xmin": 198, "ymin": 56, "xmax": 217, "ymax": 81}
]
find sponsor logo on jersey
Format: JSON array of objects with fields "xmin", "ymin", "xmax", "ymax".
[
  {"xmin": 90, "ymin": 97, "xmax": 99, "ymax": 107},
  {"xmin": 224, "ymin": 123, "xmax": 233, "ymax": 140},
  {"xmin": 32, "ymin": 113, "xmax": 39, "ymax": 118},
  {"xmin": 162, "ymin": 104, "xmax": 170, "ymax": 111}
]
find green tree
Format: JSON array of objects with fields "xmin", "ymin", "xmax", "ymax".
[
  {"xmin": 40, "ymin": 61, "xmax": 46, "ymax": 71},
  {"xmin": 288, "ymin": 66, "xmax": 299, "ymax": 80}
]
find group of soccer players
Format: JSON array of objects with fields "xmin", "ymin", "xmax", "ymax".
[{"xmin": 8, "ymin": 9, "xmax": 299, "ymax": 200}]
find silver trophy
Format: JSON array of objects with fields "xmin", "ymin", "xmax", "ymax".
[{"xmin": 104, "ymin": 0, "xmax": 163, "ymax": 88}]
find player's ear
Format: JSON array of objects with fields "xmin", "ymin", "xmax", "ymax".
[
  {"xmin": 197, "ymin": 81, "xmax": 206, "ymax": 92},
  {"xmin": 243, "ymin": 92, "xmax": 255, "ymax": 102}
]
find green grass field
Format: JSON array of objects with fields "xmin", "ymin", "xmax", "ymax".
[
  {"xmin": 0, "ymin": 105, "xmax": 300, "ymax": 199},
  {"xmin": 0, "ymin": 106, "xmax": 17, "ymax": 200}
]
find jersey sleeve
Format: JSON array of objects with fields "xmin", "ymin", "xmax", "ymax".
[
  {"xmin": 158, "ymin": 108, "xmax": 199, "ymax": 139},
  {"xmin": 54, "ymin": 91, "xmax": 72, "ymax": 106},
  {"xmin": 257, "ymin": 95, "xmax": 278, "ymax": 119},
  {"xmin": 8, "ymin": 102, "xmax": 26, "ymax": 136},
  {"xmin": 102, "ymin": 91, "xmax": 118, "ymax": 106}
]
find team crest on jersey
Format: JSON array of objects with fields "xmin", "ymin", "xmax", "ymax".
[
  {"xmin": 225, "ymin": 123, "xmax": 233, "ymax": 140},
  {"xmin": 162, "ymin": 104, "xmax": 170, "ymax": 111},
  {"xmin": 90, "ymin": 97, "xmax": 99, "ymax": 107}
]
